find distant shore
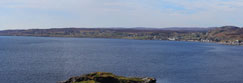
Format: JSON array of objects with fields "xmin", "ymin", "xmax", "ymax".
[
  {"xmin": 1, "ymin": 35, "xmax": 242, "ymax": 47},
  {"xmin": 0, "ymin": 26, "xmax": 242, "ymax": 46}
]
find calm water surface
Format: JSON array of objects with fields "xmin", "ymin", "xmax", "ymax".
[{"xmin": 0, "ymin": 36, "xmax": 243, "ymax": 83}]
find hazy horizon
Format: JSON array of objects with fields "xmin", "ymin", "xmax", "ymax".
[
  {"xmin": 1, "ymin": 0, "xmax": 243, "ymax": 30},
  {"xmin": 1, "ymin": 25, "xmax": 243, "ymax": 31}
]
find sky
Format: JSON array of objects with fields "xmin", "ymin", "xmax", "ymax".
[{"xmin": 0, "ymin": 0, "xmax": 243, "ymax": 30}]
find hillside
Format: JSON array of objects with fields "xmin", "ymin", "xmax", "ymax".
[{"xmin": 205, "ymin": 26, "xmax": 243, "ymax": 45}]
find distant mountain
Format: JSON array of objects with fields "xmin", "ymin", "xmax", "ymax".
[
  {"xmin": 159, "ymin": 27, "xmax": 210, "ymax": 31},
  {"xmin": 124, "ymin": 27, "xmax": 210, "ymax": 31}
]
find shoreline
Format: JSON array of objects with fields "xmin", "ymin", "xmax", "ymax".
[{"xmin": 1, "ymin": 35, "xmax": 242, "ymax": 46}]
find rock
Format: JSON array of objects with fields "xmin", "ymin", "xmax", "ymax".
[
  {"xmin": 58, "ymin": 72, "xmax": 156, "ymax": 83},
  {"xmin": 142, "ymin": 77, "xmax": 156, "ymax": 83}
]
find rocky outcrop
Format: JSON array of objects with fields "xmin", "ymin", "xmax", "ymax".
[{"xmin": 58, "ymin": 72, "xmax": 156, "ymax": 83}]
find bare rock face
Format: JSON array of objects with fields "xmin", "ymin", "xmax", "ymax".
[{"xmin": 58, "ymin": 72, "xmax": 156, "ymax": 83}]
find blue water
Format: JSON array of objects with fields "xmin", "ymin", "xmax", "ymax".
[{"xmin": 0, "ymin": 36, "xmax": 243, "ymax": 83}]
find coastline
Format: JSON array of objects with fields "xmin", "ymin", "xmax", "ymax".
[
  {"xmin": 0, "ymin": 26, "xmax": 242, "ymax": 46},
  {"xmin": 1, "ymin": 35, "xmax": 242, "ymax": 46}
]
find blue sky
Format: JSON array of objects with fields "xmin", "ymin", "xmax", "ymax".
[{"xmin": 0, "ymin": 0, "xmax": 243, "ymax": 30}]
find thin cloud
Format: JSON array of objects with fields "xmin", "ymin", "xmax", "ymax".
[{"xmin": 0, "ymin": 0, "xmax": 242, "ymax": 30}]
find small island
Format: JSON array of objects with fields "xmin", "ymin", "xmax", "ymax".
[{"xmin": 58, "ymin": 72, "xmax": 156, "ymax": 83}]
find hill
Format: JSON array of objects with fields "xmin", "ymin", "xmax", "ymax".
[{"xmin": 206, "ymin": 26, "xmax": 243, "ymax": 45}]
